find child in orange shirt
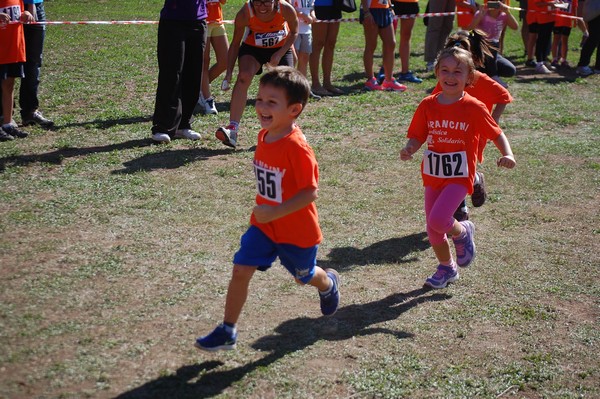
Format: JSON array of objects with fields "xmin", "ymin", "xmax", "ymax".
[
  {"xmin": 196, "ymin": 67, "xmax": 340, "ymax": 351},
  {"xmin": 0, "ymin": 0, "xmax": 33, "ymax": 141},
  {"xmin": 550, "ymin": 0, "xmax": 588, "ymax": 68},
  {"xmin": 400, "ymin": 47, "xmax": 516, "ymax": 289}
]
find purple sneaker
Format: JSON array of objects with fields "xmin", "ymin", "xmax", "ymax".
[
  {"xmin": 424, "ymin": 265, "xmax": 459, "ymax": 289},
  {"xmin": 195, "ymin": 323, "xmax": 237, "ymax": 351},
  {"xmin": 320, "ymin": 268, "xmax": 340, "ymax": 316},
  {"xmin": 453, "ymin": 220, "xmax": 476, "ymax": 267}
]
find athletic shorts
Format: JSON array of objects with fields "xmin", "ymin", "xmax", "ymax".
[
  {"xmin": 0, "ymin": 63, "xmax": 25, "ymax": 80},
  {"xmin": 233, "ymin": 225, "xmax": 318, "ymax": 284},
  {"xmin": 207, "ymin": 22, "xmax": 227, "ymax": 38},
  {"xmin": 294, "ymin": 32, "xmax": 313, "ymax": 53},
  {"xmin": 360, "ymin": 7, "xmax": 394, "ymax": 28},
  {"xmin": 238, "ymin": 43, "xmax": 294, "ymax": 74},
  {"xmin": 552, "ymin": 26, "xmax": 571, "ymax": 35},
  {"xmin": 314, "ymin": 5, "xmax": 342, "ymax": 21},
  {"xmin": 392, "ymin": 1, "xmax": 419, "ymax": 16}
]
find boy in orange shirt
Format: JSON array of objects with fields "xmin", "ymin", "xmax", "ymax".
[
  {"xmin": 196, "ymin": 66, "xmax": 340, "ymax": 351},
  {"xmin": 0, "ymin": 0, "xmax": 33, "ymax": 140}
]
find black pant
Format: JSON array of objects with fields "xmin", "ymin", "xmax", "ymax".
[
  {"xmin": 19, "ymin": 2, "xmax": 47, "ymax": 117},
  {"xmin": 578, "ymin": 15, "xmax": 600, "ymax": 68},
  {"xmin": 536, "ymin": 22, "xmax": 554, "ymax": 62},
  {"xmin": 152, "ymin": 19, "xmax": 207, "ymax": 135}
]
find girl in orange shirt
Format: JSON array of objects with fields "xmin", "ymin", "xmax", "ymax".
[{"xmin": 400, "ymin": 47, "xmax": 515, "ymax": 289}]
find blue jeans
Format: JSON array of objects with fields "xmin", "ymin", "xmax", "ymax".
[{"xmin": 19, "ymin": 2, "xmax": 47, "ymax": 117}]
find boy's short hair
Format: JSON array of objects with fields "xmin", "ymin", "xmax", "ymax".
[{"xmin": 259, "ymin": 66, "xmax": 310, "ymax": 111}]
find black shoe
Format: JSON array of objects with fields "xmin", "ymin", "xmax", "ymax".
[
  {"xmin": 0, "ymin": 127, "xmax": 15, "ymax": 141},
  {"xmin": 471, "ymin": 171, "xmax": 487, "ymax": 207},
  {"xmin": 2, "ymin": 124, "xmax": 29, "ymax": 138},
  {"xmin": 453, "ymin": 207, "xmax": 469, "ymax": 222},
  {"xmin": 525, "ymin": 59, "xmax": 536, "ymax": 67},
  {"xmin": 22, "ymin": 110, "xmax": 54, "ymax": 128}
]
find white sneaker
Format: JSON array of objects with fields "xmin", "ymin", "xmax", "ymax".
[
  {"xmin": 194, "ymin": 94, "xmax": 207, "ymax": 115},
  {"xmin": 152, "ymin": 132, "xmax": 171, "ymax": 143},
  {"xmin": 535, "ymin": 63, "xmax": 552, "ymax": 74},
  {"xmin": 215, "ymin": 124, "xmax": 238, "ymax": 148},
  {"xmin": 174, "ymin": 128, "xmax": 201, "ymax": 140},
  {"xmin": 576, "ymin": 65, "xmax": 594, "ymax": 76},
  {"xmin": 204, "ymin": 97, "xmax": 218, "ymax": 115}
]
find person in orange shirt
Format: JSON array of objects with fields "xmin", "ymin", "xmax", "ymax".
[
  {"xmin": 526, "ymin": 0, "xmax": 558, "ymax": 73},
  {"xmin": 196, "ymin": 66, "xmax": 340, "ymax": 351},
  {"xmin": 456, "ymin": 0, "xmax": 479, "ymax": 28},
  {"xmin": 361, "ymin": 0, "xmax": 408, "ymax": 91},
  {"xmin": 550, "ymin": 0, "xmax": 588, "ymax": 68},
  {"xmin": 197, "ymin": 0, "xmax": 230, "ymax": 115},
  {"xmin": 215, "ymin": 0, "xmax": 299, "ymax": 148},
  {"xmin": 400, "ymin": 47, "xmax": 515, "ymax": 289},
  {"xmin": 0, "ymin": 0, "xmax": 33, "ymax": 141}
]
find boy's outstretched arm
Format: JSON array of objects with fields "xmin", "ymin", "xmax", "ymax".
[
  {"xmin": 253, "ymin": 187, "xmax": 318, "ymax": 224},
  {"xmin": 493, "ymin": 132, "xmax": 516, "ymax": 169}
]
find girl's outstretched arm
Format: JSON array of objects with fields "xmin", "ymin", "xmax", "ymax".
[{"xmin": 493, "ymin": 132, "xmax": 516, "ymax": 168}]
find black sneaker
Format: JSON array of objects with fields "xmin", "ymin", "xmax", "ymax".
[
  {"xmin": 2, "ymin": 124, "xmax": 28, "ymax": 138},
  {"xmin": 0, "ymin": 127, "xmax": 15, "ymax": 141},
  {"xmin": 22, "ymin": 110, "xmax": 54, "ymax": 128},
  {"xmin": 525, "ymin": 59, "xmax": 536, "ymax": 68},
  {"xmin": 471, "ymin": 171, "xmax": 487, "ymax": 207},
  {"xmin": 453, "ymin": 206, "xmax": 469, "ymax": 222}
]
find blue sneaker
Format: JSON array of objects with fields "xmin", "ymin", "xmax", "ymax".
[
  {"xmin": 320, "ymin": 268, "xmax": 340, "ymax": 316},
  {"xmin": 453, "ymin": 220, "xmax": 476, "ymax": 267},
  {"xmin": 397, "ymin": 71, "xmax": 423, "ymax": 83},
  {"xmin": 195, "ymin": 323, "xmax": 237, "ymax": 351},
  {"xmin": 377, "ymin": 66, "xmax": 385, "ymax": 84},
  {"xmin": 424, "ymin": 265, "xmax": 459, "ymax": 289}
]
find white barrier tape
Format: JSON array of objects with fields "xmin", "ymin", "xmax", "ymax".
[{"xmin": 4, "ymin": 7, "xmax": 581, "ymax": 26}]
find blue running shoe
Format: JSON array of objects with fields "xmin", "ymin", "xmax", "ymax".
[
  {"xmin": 397, "ymin": 71, "xmax": 423, "ymax": 83},
  {"xmin": 195, "ymin": 324, "xmax": 237, "ymax": 351},
  {"xmin": 377, "ymin": 66, "xmax": 385, "ymax": 84},
  {"xmin": 453, "ymin": 220, "xmax": 476, "ymax": 267},
  {"xmin": 320, "ymin": 268, "xmax": 340, "ymax": 316},
  {"xmin": 424, "ymin": 265, "xmax": 459, "ymax": 289}
]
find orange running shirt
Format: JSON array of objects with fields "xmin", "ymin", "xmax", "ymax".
[
  {"xmin": 407, "ymin": 93, "xmax": 503, "ymax": 194},
  {"xmin": 206, "ymin": 0, "xmax": 224, "ymax": 24},
  {"xmin": 432, "ymin": 71, "xmax": 513, "ymax": 162},
  {"xmin": 243, "ymin": 1, "xmax": 289, "ymax": 48},
  {"xmin": 366, "ymin": 0, "xmax": 391, "ymax": 9},
  {"xmin": 527, "ymin": 0, "xmax": 555, "ymax": 24},
  {"xmin": 251, "ymin": 126, "xmax": 322, "ymax": 247},
  {"xmin": 0, "ymin": 0, "xmax": 26, "ymax": 65},
  {"xmin": 554, "ymin": 0, "xmax": 577, "ymax": 28}
]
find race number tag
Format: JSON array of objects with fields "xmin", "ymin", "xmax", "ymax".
[
  {"xmin": 423, "ymin": 150, "xmax": 468, "ymax": 178},
  {"xmin": 254, "ymin": 164, "xmax": 283, "ymax": 203},
  {"xmin": 254, "ymin": 30, "xmax": 286, "ymax": 47}
]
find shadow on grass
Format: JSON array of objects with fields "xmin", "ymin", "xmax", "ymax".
[
  {"xmin": 55, "ymin": 115, "xmax": 153, "ymax": 130},
  {"xmin": 111, "ymin": 147, "xmax": 235, "ymax": 174},
  {"xmin": 320, "ymin": 232, "xmax": 429, "ymax": 272},
  {"xmin": 115, "ymin": 287, "xmax": 449, "ymax": 399},
  {"xmin": 0, "ymin": 138, "xmax": 153, "ymax": 172}
]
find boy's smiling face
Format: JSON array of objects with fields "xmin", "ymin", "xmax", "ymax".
[{"xmin": 255, "ymin": 83, "xmax": 302, "ymax": 136}]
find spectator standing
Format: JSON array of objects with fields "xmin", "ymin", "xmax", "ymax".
[
  {"xmin": 576, "ymin": 0, "xmax": 600, "ymax": 75},
  {"xmin": 20, "ymin": 0, "xmax": 53, "ymax": 128},
  {"xmin": 424, "ymin": 0, "xmax": 457, "ymax": 71},
  {"xmin": 151, "ymin": 0, "xmax": 208, "ymax": 143}
]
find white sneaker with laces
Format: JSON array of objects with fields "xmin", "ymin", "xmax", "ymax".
[
  {"xmin": 215, "ymin": 125, "xmax": 238, "ymax": 148},
  {"xmin": 152, "ymin": 132, "xmax": 171, "ymax": 143},
  {"xmin": 535, "ymin": 63, "xmax": 552, "ymax": 74},
  {"xmin": 174, "ymin": 128, "xmax": 201, "ymax": 140}
]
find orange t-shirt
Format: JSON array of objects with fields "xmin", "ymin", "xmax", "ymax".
[
  {"xmin": 0, "ymin": 0, "xmax": 26, "ymax": 65},
  {"xmin": 527, "ymin": 0, "xmax": 555, "ymax": 24},
  {"xmin": 367, "ymin": 0, "xmax": 391, "ymax": 10},
  {"xmin": 407, "ymin": 93, "xmax": 503, "ymax": 194},
  {"xmin": 432, "ymin": 71, "xmax": 513, "ymax": 162},
  {"xmin": 243, "ymin": 1, "xmax": 289, "ymax": 48},
  {"xmin": 554, "ymin": 0, "xmax": 577, "ymax": 28},
  {"xmin": 456, "ymin": 0, "xmax": 476, "ymax": 29},
  {"xmin": 251, "ymin": 127, "xmax": 322, "ymax": 247},
  {"xmin": 206, "ymin": 0, "xmax": 224, "ymax": 24}
]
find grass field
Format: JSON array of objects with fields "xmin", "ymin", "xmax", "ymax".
[{"xmin": 1, "ymin": 1, "xmax": 599, "ymax": 398}]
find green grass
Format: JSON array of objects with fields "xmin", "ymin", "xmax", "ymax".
[{"xmin": 0, "ymin": 1, "xmax": 599, "ymax": 398}]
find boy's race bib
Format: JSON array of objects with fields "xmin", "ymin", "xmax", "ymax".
[{"xmin": 254, "ymin": 163, "xmax": 283, "ymax": 203}]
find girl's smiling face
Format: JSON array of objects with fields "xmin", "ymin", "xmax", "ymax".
[{"xmin": 436, "ymin": 56, "xmax": 470, "ymax": 101}]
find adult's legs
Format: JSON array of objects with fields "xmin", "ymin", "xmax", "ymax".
[
  {"xmin": 322, "ymin": 22, "xmax": 341, "ymax": 92},
  {"xmin": 20, "ymin": 2, "xmax": 46, "ymax": 118},
  {"xmin": 578, "ymin": 15, "xmax": 600, "ymax": 67},
  {"xmin": 179, "ymin": 21, "xmax": 206, "ymax": 130},
  {"xmin": 227, "ymin": 55, "xmax": 262, "ymax": 124},
  {"xmin": 399, "ymin": 17, "xmax": 415, "ymax": 73}
]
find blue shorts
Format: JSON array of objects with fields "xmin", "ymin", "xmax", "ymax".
[
  {"xmin": 360, "ymin": 8, "xmax": 394, "ymax": 28},
  {"xmin": 233, "ymin": 225, "xmax": 318, "ymax": 284}
]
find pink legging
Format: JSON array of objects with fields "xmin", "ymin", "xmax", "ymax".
[{"xmin": 425, "ymin": 184, "xmax": 468, "ymax": 245}]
